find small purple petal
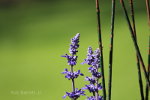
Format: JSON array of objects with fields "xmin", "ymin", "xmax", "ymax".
[{"xmin": 62, "ymin": 94, "xmax": 67, "ymax": 99}]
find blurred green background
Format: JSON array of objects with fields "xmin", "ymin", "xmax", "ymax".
[{"xmin": 0, "ymin": 0, "xmax": 149, "ymax": 100}]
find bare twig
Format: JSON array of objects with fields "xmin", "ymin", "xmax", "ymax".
[
  {"xmin": 129, "ymin": 0, "xmax": 144, "ymax": 99},
  {"xmin": 146, "ymin": 0, "xmax": 150, "ymax": 26},
  {"xmin": 95, "ymin": 0, "xmax": 106, "ymax": 100},
  {"xmin": 145, "ymin": 36, "xmax": 150, "ymax": 100},
  {"xmin": 120, "ymin": 0, "xmax": 150, "ymax": 85},
  {"xmin": 108, "ymin": 0, "xmax": 115, "ymax": 100},
  {"xmin": 145, "ymin": 0, "xmax": 150, "ymax": 99}
]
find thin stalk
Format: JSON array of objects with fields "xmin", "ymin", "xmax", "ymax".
[
  {"xmin": 108, "ymin": 0, "xmax": 115, "ymax": 100},
  {"xmin": 95, "ymin": 78, "xmax": 99, "ymax": 100},
  {"xmin": 145, "ymin": 0, "xmax": 150, "ymax": 99},
  {"xmin": 71, "ymin": 66, "xmax": 76, "ymax": 100},
  {"xmin": 146, "ymin": 0, "xmax": 150, "ymax": 26},
  {"xmin": 129, "ymin": 0, "xmax": 144, "ymax": 99},
  {"xmin": 93, "ymin": 92, "xmax": 96, "ymax": 96},
  {"xmin": 145, "ymin": 36, "xmax": 150, "ymax": 100},
  {"xmin": 120, "ymin": 0, "xmax": 150, "ymax": 85},
  {"xmin": 95, "ymin": 67, "xmax": 99, "ymax": 100},
  {"xmin": 95, "ymin": 0, "xmax": 106, "ymax": 100}
]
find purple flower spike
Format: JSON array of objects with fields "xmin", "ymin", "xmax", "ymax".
[
  {"xmin": 61, "ymin": 33, "xmax": 84, "ymax": 99},
  {"xmin": 69, "ymin": 33, "xmax": 80, "ymax": 55},
  {"xmin": 63, "ymin": 88, "xmax": 85, "ymax": 99},
  {"xmin": 82, "ymin": 47, "xmax": 102, "ymax": 99},
  {"xmin": 62, "ymin": 69, "xmax": 84, "ymax": 80},
  {"xmin": 82, "ymin": 47, "xmax": 101, "ymax": 69},
  {"xmin": 82, "ymin": 47, "xmax": 95, "ymax": 65},
  {"xmin": 88, "ymin": 47, "xmax": 93, "ymax": 54},
  {"xmin": 92, "ymin": 48, "xmax": 101, "ymax": 68},
  {"xmin": 87, "ymin": 96, "xmax": 103, "ymax": 100}
]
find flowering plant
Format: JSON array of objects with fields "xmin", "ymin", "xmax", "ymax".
[
  {"xmin": 61, "ymin": 33, "xmax": 85, "ymax": 100},
  {"xmin": 61, "ymin": 34, "xmax": 103, "ymax": 100},
  {"xmin": 60, "ymin": 0, "xmax": 150, "ymax": 100}
]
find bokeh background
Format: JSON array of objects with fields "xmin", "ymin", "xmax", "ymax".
[{"xmin": 0, "ymin": 0, "xmax": 149, "ymax": 100}]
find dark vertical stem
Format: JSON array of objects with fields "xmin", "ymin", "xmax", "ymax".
[
  {"xmin": 95, "ymin": 0, "xmax": 106, "ymax": 100},
  {"xmin": 120, "ymin": 0, "xmax": 150, "ymax": 85},
  {"xmin": 95, "ymin": 78, "xmax": 99, "ymax": 100},
  {"xmin": 145, "ymin": 1, "xmax": 150, "ymax": 100},
  {"xmin": 129, "ymin": 0, "xmax": 144, "ymax": 99},
  {"xmin": 108, "ymin": 0, "xmax": 115, "ymax": 100},
  {"xmin": 145, "ymin": 0, "xmax": 150, "ymax": 99},
  {"xmin": 71, "ymin": 66, "xmax": 75, "ymax": 91},
  {"xmin": 95, "ymin": 67, "xmax": 99, "ymax": 100},
  {"xmin": 93, "ymin": 91, "xmax": 96, "ymax": 96},
  {"xmin": 145, "ymin": 37, "xmax": 150, "ymax": 100},
  {"xmin": 71, "ymin": 66, "xmax": 76, "ymax": 100},
  {"xmin": 129, "ymin": 0, "xmax": 136, "ymax": 35},
  {"xmin": 146, "ymin": 0, "xmax": 150, "ymax": 26}
]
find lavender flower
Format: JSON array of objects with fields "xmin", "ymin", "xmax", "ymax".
[
  {"xmin": 63, "ymin": 88, "xmax": 85, "ymax": 99},
  {"xmin": 62, "ymin": 69, "xmax": 84, "ymax": 80},
  {"xmin": 69, "ymin": 33, "xmax": 80, "ymax": 55},
  {"xmin": 88, "ymin": 67, "xmax": 101, "ymax": 78},
  {"xmin": 82, "ymin": 47, "xmax": 102, "ymax": 100},
  {"xmin": 83, "ymin": 84, "xmax": 102, "ymax": 93},
  {"xmin": 62, "ymin": 54, "xmax": 78, "ymax": 66},
  {"xmin": 92, "ymin": 48, "xmax": 101, "ymax": 68},
  {"xmin": 84, "ymin": 48, "xmax": 101, "ymax": 79},
  {"xmin": 82, "ymin": 47, "xmax": 94, "ymax": 65},
  {"xmin": 83, "ymin": 48, "xmax": 101, "ymax": 68},
  {"xmin": 62, "ymin": 33, "xmax": 80, "ymax": 66},
  {"xmin": 85, "ymin": 76, "xmax": 96, "ymax": 84},
  {"xmin": 61, "ymin": 33, "xmax": 84, "ymax": 99}
]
